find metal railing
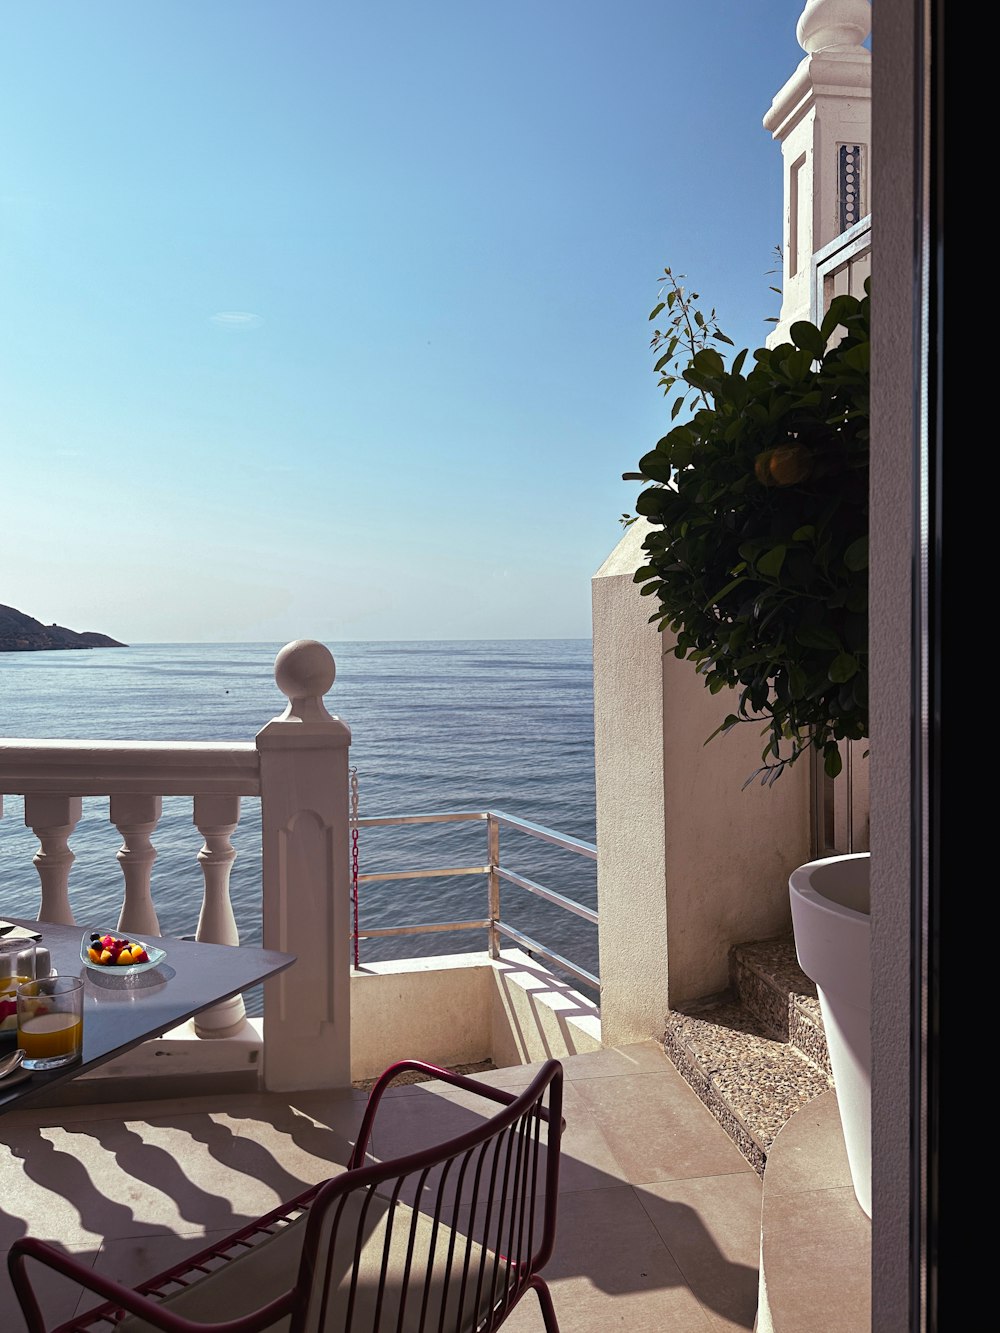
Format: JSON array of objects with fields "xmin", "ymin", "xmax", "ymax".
[{"xmin": 350, "ymin": 809, "xmax": 599, "ymax": 992}]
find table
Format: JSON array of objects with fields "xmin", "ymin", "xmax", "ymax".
[{"xmin": 0, "ymin": 918, "xmax": 296, "ymax": 1114}]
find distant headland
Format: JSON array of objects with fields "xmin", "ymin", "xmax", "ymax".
[{"xmin": 0, "ymin": 603, "xmax": 127, "ymax": 652}]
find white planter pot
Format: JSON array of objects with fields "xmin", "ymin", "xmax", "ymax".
[{"xmin": 788, "ymin": 851, "xmax": 871, "ymax": 1217}]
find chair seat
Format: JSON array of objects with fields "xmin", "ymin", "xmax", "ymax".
[{"xmin": 115, "ymin": 1188, "xmax": 498, "ymax": 1333}]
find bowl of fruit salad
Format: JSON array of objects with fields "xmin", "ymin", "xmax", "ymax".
[{"xmin": 81, "ymin": 931, "xmax": 166, "ymax": 975}]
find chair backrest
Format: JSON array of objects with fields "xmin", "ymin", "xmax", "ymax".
[{"xmin": 292, "ymin": 1059, "xmax": 563, "ymax": 1333}]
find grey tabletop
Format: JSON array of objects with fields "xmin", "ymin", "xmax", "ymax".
[{"xmin": 0, "ymin": 917, "xmax": 296, "ymax": 1114}]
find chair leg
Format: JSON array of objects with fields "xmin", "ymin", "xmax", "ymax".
[{"xmin": 531, "ymin": 1277, "xmax": 560, "ymax": 1332}]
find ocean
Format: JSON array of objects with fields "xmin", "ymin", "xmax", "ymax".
[{"xmin": 0, "ymin": 641, "xmax": 598, "ymax": 1014}]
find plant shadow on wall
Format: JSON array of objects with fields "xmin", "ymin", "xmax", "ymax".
[{"xmin": 623, "ymin": 268, "xmax": 871, "ymax": 786}]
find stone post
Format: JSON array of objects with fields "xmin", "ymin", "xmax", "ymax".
[{"xmin": 256, "ymin": 640, "xmax": 352, "ymax": 1090}]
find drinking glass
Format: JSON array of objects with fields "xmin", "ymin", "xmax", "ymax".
[
  {"xmin": 17, "ymin": 975, "xmax": 84, "ymax": 1070},
  {"xmin": 1, "ymin": 940, "xmax": 37, "ymax": 1038}
]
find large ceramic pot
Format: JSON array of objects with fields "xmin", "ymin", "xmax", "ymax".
[{"xmin": 788, "ymin": 851, "xmax": 871, "ymax": 1217}]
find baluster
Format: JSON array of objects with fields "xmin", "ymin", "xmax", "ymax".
[
  {"xmin": 110, "ymin": 794, "xmax": 162, "ymax": 934},
  {"xmin": 24, "ymin": 795, "xmax": 82, "ymax": 924},
  {"xmin": 192, "ymin": 794, "xmax": 246, "ymax": 1036}
]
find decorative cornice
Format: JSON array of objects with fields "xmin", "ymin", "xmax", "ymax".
[{"xmin": 763, "ymin": 47, "xmax": 872, "ymax": 140}]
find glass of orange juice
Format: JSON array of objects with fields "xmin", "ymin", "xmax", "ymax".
[{"xmin": 17, "ymin": 975, "xmax": 84, "ymax": 1070}]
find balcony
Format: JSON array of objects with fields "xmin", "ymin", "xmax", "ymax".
[
  {"xmin": 1, "ymin": 641, "xmax": 870, "ymax": 1330},
  {"xmin": 1, "ymin": 1042, "xmax": 776, "ymax": 1332}
]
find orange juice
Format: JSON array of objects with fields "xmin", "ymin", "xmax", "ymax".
[
  {"xmin": 1, "ymin": 976, "xmax": 34, "ymax": 998},
  {"xmin": 1, "ymin": 975, "xmax": 33, "ymax": 1004},
  {"xmin": 18, "ymin": 1012, "xmax": 82, "ymax": 1060}
]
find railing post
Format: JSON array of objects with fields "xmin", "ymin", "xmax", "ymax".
[
  {"xmin": 192, "ymin": 794, "xmax": 246, "ymax": 1036},
  {"xmin": 110, "ymin": 794, "xmax": 162, "ymax": 935},
  {"xmin": 487, "ymin": 813, "xmax": 501, "ymax": 960},
  {"xmin": 256, "ymin": 640, "xmax": 352, "ymax": 1090},
  {"xmin": 24, "ymin": 794, "xmax": 82, "ymax": 925}
]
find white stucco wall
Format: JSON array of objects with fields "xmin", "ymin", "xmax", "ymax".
[
  {"xmin": 591, "ymin": 521, "xmax": 670, "ymax": 1046},
  {"xmin": 592, "ymin": 521, "xmax": 811, "ymax": 1042},
  {"xmin": 349, "ymin": 950, "xmax": 601, "ymax": 1080}
]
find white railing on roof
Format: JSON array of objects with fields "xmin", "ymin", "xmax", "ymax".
[{"xmin": 0, "ymin": 639, "xmax": 352, "ymax": 1092}]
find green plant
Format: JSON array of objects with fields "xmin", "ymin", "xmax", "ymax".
[{"xmin": 625, "ymin": 274, "xmax": 870, "ymax": 785}]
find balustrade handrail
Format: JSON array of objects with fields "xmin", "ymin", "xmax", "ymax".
[
  {"xmin": 0, "ymin": 738, "xmax": 261, "ymax": 796},
  {"xmin": 350, "ymin": 807, "xmax": 599, "ymax": 992}
]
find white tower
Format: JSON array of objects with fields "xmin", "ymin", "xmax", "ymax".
[{"xmin": 764, "ymin": 0, "xmax": 872, "ymax": 343}]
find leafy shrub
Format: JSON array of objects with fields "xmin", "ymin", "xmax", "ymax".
[{"xmin": 627, "ymin": 275, "xmax": 870, "ymax": 784}]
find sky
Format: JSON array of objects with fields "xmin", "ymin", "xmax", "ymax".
[{"xmin": 1, "ymin": 1, "xmax": 809, "ymax": 644}]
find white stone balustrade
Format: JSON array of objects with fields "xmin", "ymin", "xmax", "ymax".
[
  {"xmin": 23, "ymin": 794, "xmax": 82, "ymax": 925},
  {"xmin": 111, "ymin": 793, "xmax": 163, "ymax": 935},
  {"xmin": 0, "ymin": 639, "xmax": 353, "ymax": 1090},
  {"xmin": 192, "ymin": 793, "xmax": 245, "ymax": 1036}
]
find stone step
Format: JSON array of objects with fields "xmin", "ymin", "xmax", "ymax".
[
  {"xmin": 662, "ymin": 935, "xmax": 833, "ymax": 1176},
  {"xmin": 730, "ymin": 936, "xmax": 831, "ymax": 1077}
]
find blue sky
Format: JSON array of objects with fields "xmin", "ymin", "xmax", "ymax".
[{"xmin": 1, "ymin": 1, "xmax": 806, "ymax": 643}]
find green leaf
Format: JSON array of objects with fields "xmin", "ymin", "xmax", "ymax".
[
  {"xmin": 828, "ymin": 653, "xmax": 858, "ymax": 683},
  {"xmin": 823, "ymin": 744, "xmax": 844, "ymax": 779},
  {"xmin": 789, "ymin": 320, "xmax": 826, "ymax": 359},
  {"xmin": 706, "ymin": 713, "xmax": 741, "ymax": 742},
  {"xmin": 788, "ymin": 666, "xmax": 807, "ymax": 698},
  {"xmin": 757, "ymin": 545, "xmax": 787, "ymax": 578},
  {"xmin": 649, "ymin": 302, "xmax": 665, "ymax": 321},
  {"xmin": 692, "ymin": 347, "xmax": 725, "ymax": 376},
  {"xmin": 840, "ymin": 343, "xmax": 870, "ymax": 372},
  {"xmin": 704, "ymin": 575, "xmax": 747, "ymax": 608}
]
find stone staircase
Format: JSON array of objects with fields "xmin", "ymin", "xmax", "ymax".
[{"xmin": 662, "ymin": 935, "xmax": 833, "ymax": 1176}]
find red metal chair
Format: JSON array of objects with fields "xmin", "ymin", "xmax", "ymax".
[{"xmin": 9, "ymin": 1058, "xmax": 564, "ymax": 1333}]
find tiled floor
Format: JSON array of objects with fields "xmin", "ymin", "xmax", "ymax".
[{"xmin": 0, "ymin": 1042, "xmax": 762, "ymax": 1331}]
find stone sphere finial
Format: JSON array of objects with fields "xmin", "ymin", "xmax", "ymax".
[
  {"xmin": 796, "ymin": 0, "xmax": 871, "ymax": 53},
  {"xmin": 273, "ymin": 639, "xmax": 336, "ymax": 723}
]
